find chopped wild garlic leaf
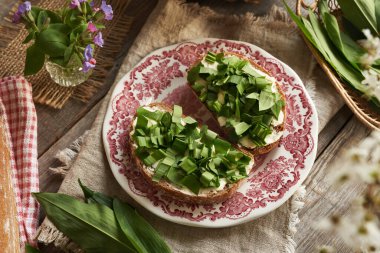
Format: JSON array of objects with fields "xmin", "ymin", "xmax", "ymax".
[
  {"xmin": 132, "ymin": 105, "xmax": 251, "ymax": 195},
  {"xmin": 187, "ymin": 51, "xmax": 285, "ymax": 147}
]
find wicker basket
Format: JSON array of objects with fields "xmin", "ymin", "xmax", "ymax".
[{"xmin": 296, "ymin": 0, "xmax": 380, "ymax": 130}]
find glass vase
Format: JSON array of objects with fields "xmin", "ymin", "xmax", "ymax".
[{"xmin": 45, "ymin": 58, "xmax": 92, "ymax": 87}]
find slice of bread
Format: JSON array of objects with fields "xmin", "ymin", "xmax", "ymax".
[
  {"xmin": 187, "ymin": 52, "xmax": 287, "ymax": 156},
  {"xmin": 129, "ymin": 103, "xmax": 255, "ymax": 204}
]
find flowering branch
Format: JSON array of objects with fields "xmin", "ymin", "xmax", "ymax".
[
  {"xmin": 359, "ymin": 29, "xmax": 380, "ymax": 104},
  {"xmin": 317, "ymin": 131, "xmax": 380, "ymax": 252}
]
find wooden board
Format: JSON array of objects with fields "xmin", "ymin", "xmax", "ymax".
[{"xmin": 296, "ymin": 116, "xmax": 371, "ymax": 253}]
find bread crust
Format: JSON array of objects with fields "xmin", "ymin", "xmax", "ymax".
[
  {"xmin": 129, "ymin": 103, "xmax": 254, "ymax": 205},
  {"xmin": 187, "ymin": 52, "xmax": 287, "ymax": 156}
]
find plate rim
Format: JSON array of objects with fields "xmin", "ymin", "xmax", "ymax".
[{"xmin": 102, "ymin": 38, "xmax": 319, "ymax": 228}]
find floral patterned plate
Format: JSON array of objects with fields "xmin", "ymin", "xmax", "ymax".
[{"xmin": 102, "ymin": 38, "xmax": 318, "ymax": 228}]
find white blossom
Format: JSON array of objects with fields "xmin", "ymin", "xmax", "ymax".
[
  {"xmin": 361, "ymin": 69, "xmax": 380, "ymax": 101},
  {"xmin": 359, "ymin": 29, "xmax": 380, "ymax": 68},
  {"xmin": 318, "ymin": 245, "xmax": 336, "ymax": 253},
  {"xmin": 317, "ymin": 131, "xmax": 380, "ymax": 252}
]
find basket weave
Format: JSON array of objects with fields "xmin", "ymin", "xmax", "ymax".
[{"xmin": 296, "ymin": 0, "xmax": 380, "ymax": 130}]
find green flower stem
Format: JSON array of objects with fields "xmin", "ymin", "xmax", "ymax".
[
  {"xmin": 76, "ymin": 49, "xmax": 84, "ymax": 61},
  {"xmin": 82, "ymin": 3, "xmax": 87, "ymax": 16},
  {"xmin": 26, "ymin": 11, "xmax": 35, "ymax": 23},
  {"xmin": 24, "ymin": 14, "xmax": 39, "ymax": 32},
  {"xmin": 77, "ymin": 4, "xmax": 83, "ymax": 13}
]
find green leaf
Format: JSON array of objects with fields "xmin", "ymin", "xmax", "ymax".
[
  {"xmin": 134, "ymin": 104, "xmax": 250, "ymax": 190},
  {"xmin": 246, "ymin": 92, "xmax": 260, "ymax": 100},
  {"xmin": 64, "ymin": 43, "xmax": 74, "ymax": 65},
  {"xmin": 33, "ymin": 193, "xmax": 136, "ymax": 253},
  {"xmin": 24, "ymin": 44, "xmax": 45, "ymax": 76},
  {"xmin": 319, "ymin": 0, "xmax": 365, "ymax": 67},
  {"xmin": 376, "ymin": 0, "xmax": 380, "ymax": 32},
  {"xmin": 95, "ymin": 23, "xmax": 106, "ymax": 29},
  {"xmin": 271, "ymin": 100, "xmax": 285, "ymax": 119},
  {"xmin": 46, "ymin": 10, "xmax": 62, "ymax": 23},
  {"xmin": 286, "ymin": 3, "xmax": 366, "ymax": 94},
  {"xmin": 78, "ymin": 179, "xmax": 114, "ymax": 208},
  {"xmin": 337, "ymin": 0, "xmax": 378, "ymax": 35},
  {"xmin": 31, "ymin": 7, "xmax": 42, "ymax": 21},
  {"xmin": 200, "ymin": 171, "xmax": 216, "ymax": 187},
  {"xmin": 64, "ymin": 9, "xmax": 82, "ymax": 28},
  {"xmin": 48, "ymin": 23, "xmax": 71, "ymax": 35},
  {"xmin": 241, "ymin": 64, "xmax": 262, "ymax": 77},
  {"xmin": 205, "ymin": 51, "xmax": 217, "ymax": 63},
  {"xmin": 306, "ymin": 10, "xmax": 366, "ymax": 92},
  {"xmin": 180, "ymin": 174, "xmax": 201, "ymax": 194},
  {"xmin": 172, "ymin": 105, "xmax": 182, "ymax": 123},
  {"xmin": 166, "ymin": 167, "xmax": 185, "ymax": 185},
  {"xmin": 22, "ymin": 32, "xmax": 35, "ymax": 44},
  {"xmin": 283, "ymin": 1, "xmax": 317, "ymax": 47},
  {"xmin": 152, "ymin": 162, "xmax": 170, "ymax": 182},
  {"xmin": 25, "ymin": 244, "xmax": 41, "ymax": 253},
  {"xmin": 113, "ymin": 199, "xmax": 171, "ymax": 253},
  {"xmin": 179, "ymin": 157, "xmax": 197, "ymax": 174},
  {"xmin": 233, "ymin": 122, "xmax": 251, "ymax": 135},
  {"xmin": 72, "ymin": 23, "xmax": 88, "ymax": 35},
  {"xmin": 37, "ymin": 28, "xmax": 68, "ymax": 57},
  {"xmin": 213, "ymin": 138, "xmax": 231, "ymax": 154},
  {"xmin": 199, "ymin": 66, "xmax": 218, "ymax": 75},
  {"xmin": 49, "ymin": 57, "xmax": 64, "ymax": 66},
  {"xmin": 259, "ymin": 91, "xmax": 275, "ymax": 111},
  {"xmin": 37, "ymin": 11, "xmax": 48, "ymax": 30}
]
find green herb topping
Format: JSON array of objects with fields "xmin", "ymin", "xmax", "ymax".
[
  {"xmin": 187, "ymin": 52, "xmax": 285, "ymax": 148},
  {"xmin": 132, "ymin": 105, "xmax": 252, "ymax": 195}
]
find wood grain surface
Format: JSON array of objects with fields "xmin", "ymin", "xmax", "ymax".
[
  {"xmin": 0, "ymin": 117, "xmax": 20, "ymax": 253},
  {"xmin": 0, "ymin": 0, "xmax": 371, "ymax": 252}
]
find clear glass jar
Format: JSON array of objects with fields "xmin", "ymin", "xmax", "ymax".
[{"xmin": 45, "ymin": 58, "xmax": 92, "ymax": 87}]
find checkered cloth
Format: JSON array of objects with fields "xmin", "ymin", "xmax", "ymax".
[{"xmin": 0, "ymin": 76, "xmax": 39, "ymax": 246}]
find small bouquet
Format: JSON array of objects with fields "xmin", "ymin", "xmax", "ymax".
[{"xmin": 13, "ymin": 0, "xmax": 113, "ymax": 77}]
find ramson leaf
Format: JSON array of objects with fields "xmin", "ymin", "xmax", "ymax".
[
  {"xmin": 259, "ymin": 91, "xmax": 275, "ymax": 111},
  {"xmin": 319, "ymin": 0, "xmax": 364, "ymax": 67},
  {"xmin": 337, "ymin": 0, "xmax": 378, "ymax": 35},
  {"xmin": 133, "ymin": 104, "xmax": 251, "ymax": 193},
  {"xmin": 33, "ymin": 193, "xmax": 136, "ymax": 253},
  {"xmin": 113, "ymin": 199, "xmax": 171, "ymax": 253},
  {"xmin": 79, "ymin": 179, "xmax": 113, "ymax": 208}
]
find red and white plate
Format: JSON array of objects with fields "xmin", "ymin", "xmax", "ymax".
[{"xmin": 102, "ymin": 39, "xmax": 318, "ymax": 228}]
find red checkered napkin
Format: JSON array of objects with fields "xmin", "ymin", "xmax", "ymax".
[{"xmin": 0, "ymin": 76, "xmax": 39, "ymax": 247}]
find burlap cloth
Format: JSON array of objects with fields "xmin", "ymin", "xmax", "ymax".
[{"xmin": 36, "ymin": 1, "xmax": 344, "ymax": 252}]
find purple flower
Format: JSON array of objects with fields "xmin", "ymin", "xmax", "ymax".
[
  {"xmin": 89, "ymin": 0, "xmax": 94, "ymax": 7},
  {"xmin": 94, "ymin": 32, "xmax": 104, "ymax": 47},
  {"xmin": 79, "ymin": 0, "xmax": 86, "ymax": 2},
  {"xmin": 82, "ymin": 45, "xmax": 96, "ymax": 72},
  {"xmin": 12, "ymin": 13, "xmax": 21, "ymax": 23},
  {"xmin": 84, "ymin": 44, "xmax": 93, "ymax": 61},
  {"xmin": 101, "ymin": 1, "xmax": 113, "ymax": 20},
  {"xmin": 13, "ymin": 1, "xmax": 31, "ymax": 23},
  {"xmin": 18, "ymin": 1, "xmax": 31, "ymax": 14},
  {"xmin": 87, "ymin": 22, "xmax": 97, "ymax": 33},
  {"xmin": 69, "ymin": 0, "xmax": 80, "ymax": 9},
  {"xmin": 82, "ymin": 58, "xmax": 96, "ymax": 72}
]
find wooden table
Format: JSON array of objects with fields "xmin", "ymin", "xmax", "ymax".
[{"xmin": 1, "ymin": 1, "xmax": 371, "ymax": 252}]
